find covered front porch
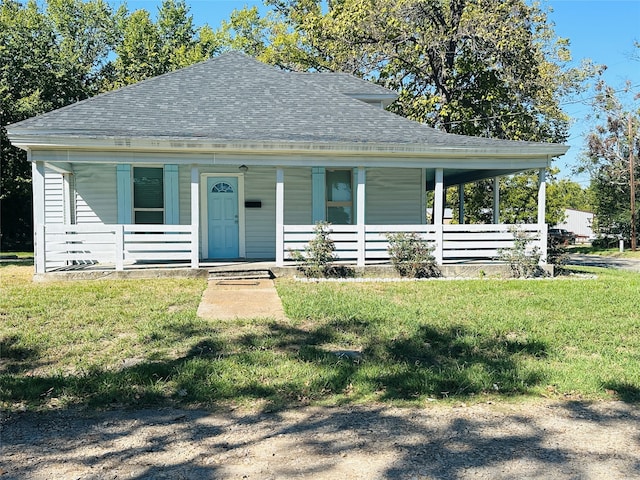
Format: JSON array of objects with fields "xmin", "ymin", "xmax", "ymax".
[{"xmin": 32, "ymin": 163, "xmax": 548, "ymax": 273}]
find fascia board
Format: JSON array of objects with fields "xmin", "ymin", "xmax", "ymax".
[
  {"xmin": 9, "ymin": 133, "xmax": 569, "ymax": 157},
  {"xmin": 33, "ymin": 152, "xmax": 551, "ymax": 173}
]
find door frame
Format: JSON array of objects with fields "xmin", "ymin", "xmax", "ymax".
[{"xmin": 200, "ymin": 173, "xmax": 246, "ymax": 259}]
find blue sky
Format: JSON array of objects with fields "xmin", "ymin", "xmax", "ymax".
[{"xmin": 124, "ymin": 0, "xmax": 639, "ymax": 184}]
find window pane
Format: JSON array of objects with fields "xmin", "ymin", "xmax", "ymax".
[
  {"xmin": 134, "ymin": 167, "xmax": 164, "ymax": 208},
  {"xmin": 212, "ymin": 182, "xmax": 234, "ymax": 193},
  {"xmin": 328, "ymin": 206, "xmax": 352, "ymax": 225},
  {"xmin": 135, "ymin": 210, "xmax": 164, "ymax": 224},
  {"xmin": 326, "ymin": 170, "xmax": 352, "ymax": 202}
]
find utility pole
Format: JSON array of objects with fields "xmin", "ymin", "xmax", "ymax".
[{"xmin": 630, "ymin": 114, "xmax": 637, "ymax": 251}]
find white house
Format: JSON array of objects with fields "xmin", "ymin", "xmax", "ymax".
[{"xmin": 6, "ymin": 51, "xmax": 568, "ymax": 274}]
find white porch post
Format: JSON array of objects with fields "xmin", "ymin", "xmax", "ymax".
[
  {"xmin": 493, "ymin": 176, "xmax": 500, "ymax": 224},
  {"xmin": 276, "ymin": 168, "xmax": 285, "ymax": 267},
  {"xmin": 458, "ymin": 183, "xmax": 465, "ymax": 224},
  {"xmin": 538, "ymin": 168, "xmax": 548, "ymax": 263},
  {"xmin": 63, "ymin": 174, "xmax": 73, "ymax": 225},
  {"xmin": 190, "ymin": 166, "xmax": 200, "ymax": 268},
  {"xmin": 32, "ymin": 159, "xmax": 46, "ymax": 274},
  {"xmin": 356, "ymin": 167, "xmax": 366, "ymax": 266},
  {"xmin": 433, "ymin": 168, "xmax": 444, "ymax": 264},
  {"xmin": 115, "ymin": 225, "xmax": 124, "ymax": 271}
]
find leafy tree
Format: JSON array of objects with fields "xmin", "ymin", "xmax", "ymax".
[
  {"xmin": 260, "ymin": 0, "xmax": 598, "ymax": 140},
  {"xmin": 211, "ymin": 6, "xmax": 309, "ymax": 70},
  {"xmin": 547, "ymin": 178, "xmax": 593, "ymax": 213},
  {"xmin": 109, "ymin": 0, "xmax": 220, "ymax": 88},
  {"xmin": 1, "ymin": 0, "xmax": 116, "ymax": 250},
  {"xmin": 1, "ymin": 0, "xmax": 220, "ymax": 249},
  {"xmin": 579, "ymin": 79, "xmax": 639, "ymax": 248}
]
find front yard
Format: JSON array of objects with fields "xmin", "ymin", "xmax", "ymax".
[{"xmin": 1, "ymin": 265, "xmax": 638, "ymax": 411}]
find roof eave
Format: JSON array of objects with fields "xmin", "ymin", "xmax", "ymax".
[{"xmin": 7, "ymin": 132, "xmax": 569, "ymax": 160}]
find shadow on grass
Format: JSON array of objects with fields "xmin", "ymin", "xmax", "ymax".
[
  {"xmin": 375, "ymin": 324, "xmax": 548, "ymax": 399},
  {"xmin": 0, "ymin": 336, "xmax": 42, "ymax": 374},
  {"xmin": 603, "ymin": 382, "xmax": 640, "ymax": 403},
  {"xmin": 0, "ymin": 259, "xmax": 34, "ymax": 268},
  {"xmin": 1, "ymin": 319, "xmax": 554, "ymax": 411},
  {"xmin": 3, "ymin": 321, "xmax": 640, "ymax": 478}
]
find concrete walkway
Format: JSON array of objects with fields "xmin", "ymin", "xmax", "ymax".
[{"xmin": 197, "ymin": 278, "xmax": 287, "ymax": 320}]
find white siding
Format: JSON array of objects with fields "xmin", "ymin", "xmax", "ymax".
[
  {"xmin": 559, "ymin": 209, "xmax": 594, "ymax": 240},
  {"xmin": 283, "ymin": 167, "xmax": 312, "ymax": 224},
  {"xmin": 365, "ymin": 168, "xmax": 423, "ymax": 224},
  {"xmin": 44, "ymin": 168, "xmax": 65, "ymax": 224},
  {"xmin": 245, "ymin": 167, "xmax": 277, "ymax": 258},
  {"xmin": 74, "ymin": 164, "xmax": 117, "ymax": 224}
]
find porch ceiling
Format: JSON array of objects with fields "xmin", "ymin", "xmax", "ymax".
[{"xmin": 426, "ymin": 168, "xmax": 530, "ymax": 190}]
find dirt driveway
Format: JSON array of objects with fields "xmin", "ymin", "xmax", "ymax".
[{"xmin": 1, "ymin": 400, "xmax": 638, "ymax": 479}]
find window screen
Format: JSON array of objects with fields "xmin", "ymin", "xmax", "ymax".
[
  {"xmin": 326, "ymin": 170, "xmax": 353, "ymax": 224},
  {"xmin": 133, "ymin": 167, "xmax": 164, "ymax": 224}
]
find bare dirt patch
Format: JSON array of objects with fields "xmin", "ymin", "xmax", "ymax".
[{"xmin": 2, "ymin": 400, "xmax": 638, "ymax": 479}]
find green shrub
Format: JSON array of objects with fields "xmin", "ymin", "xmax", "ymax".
[
  {"xmin": 386, "ymin": 232, "xmax": 439, "ymax": 278},
  {"xmin": 291, "ymin": 222, "xmax": 354, "ymax": 278},
  {"xmin": 497, "ymin": 227, "xmax": 544, "ymax": 278},
  {"xmin": 591, "ymin": 235, "xmax": 620, "ymax": 249}
]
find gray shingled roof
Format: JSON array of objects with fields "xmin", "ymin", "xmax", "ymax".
[
  {"xmin": 7, "ymin": 51, "xmax": 565, "ymax": 154},
  {"xmin": 293, "ymin": 72, "xmax": 398, "ymax": 98}
]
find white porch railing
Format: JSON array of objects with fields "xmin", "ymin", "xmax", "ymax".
[
  {"xmin": 37, "ymin": 224, "xmax": 196, "ymax": 272},
  {"xmin": 35, "ymin": 222, "xmax": 547, "ymax": 272},
  {"xmin": 282, "ymin": 223, "xmax": 546, "ymax": 266}
]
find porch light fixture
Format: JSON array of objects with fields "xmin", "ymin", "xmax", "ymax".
[{"xmin": 239, "ymin": 165, "xmax": 248, "ymax": 172}]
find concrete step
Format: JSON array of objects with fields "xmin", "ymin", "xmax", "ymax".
[{"xmin": 207, "ymin": 269, "xmax": 273, "ymax": 281}]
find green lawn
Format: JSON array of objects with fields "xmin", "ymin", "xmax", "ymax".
[{"xmin": 1, "ymin": 265, "xmax": 639, "ymax": 412}]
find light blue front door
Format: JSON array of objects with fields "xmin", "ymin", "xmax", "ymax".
[{"xmin": 207, "ymin": 177, "xmax": 239, "ymax": 259}]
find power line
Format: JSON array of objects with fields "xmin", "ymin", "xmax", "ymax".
[{"xmin": 559, "ymin": 83, "xmax": 640, "ymax": 106}]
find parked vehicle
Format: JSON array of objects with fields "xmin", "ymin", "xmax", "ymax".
[{"xmin": 548, "ymin": 228, "xmax": 576, "ymax": 245}]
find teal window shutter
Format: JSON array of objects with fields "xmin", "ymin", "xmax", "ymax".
[
  {"xmin": 116, "ymin": 164, "xmax": 132, "ymax": 224},
  {"xmin": 164, "ymin": 164, "xmax": 179, "ymax": 224},
  {"xmin": 352, "ymin": 167, "xmax": 358, "ymax": 224},
  {"xmin": 311, "ymin": 167, "xmax": 326, "ymax": 223}
]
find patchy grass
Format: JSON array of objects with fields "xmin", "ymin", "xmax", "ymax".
[{"xmin": 1, "ymin": 265, "xmax": 639, "ymax": 412}]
